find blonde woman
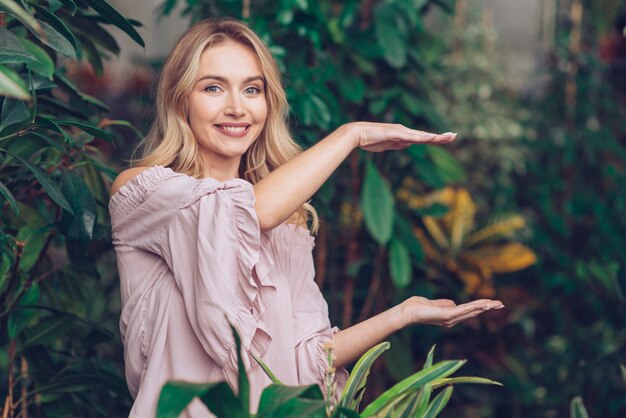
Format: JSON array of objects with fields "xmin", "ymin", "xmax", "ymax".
[{"xmin": 108, "ymin": 19, "xmax": 503, "ymax": 418}]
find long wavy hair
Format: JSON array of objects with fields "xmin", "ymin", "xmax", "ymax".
[{"xmin": 134, "ymin": 19, "xmax": 317, "ymax": 231}]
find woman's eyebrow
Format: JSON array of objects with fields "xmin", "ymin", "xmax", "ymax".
[{"xmin": 196, "ymin": 75, "xmax": 265, "ymax": 84}]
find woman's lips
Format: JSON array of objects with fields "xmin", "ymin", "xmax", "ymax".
[{"xmin": 214, "ymin": 124, "xmax": 250, "ymax": 138}]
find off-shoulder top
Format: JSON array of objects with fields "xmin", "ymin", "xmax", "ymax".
[{"xmin": 108, "ymin": 166, "xmax": 347, "ymax": 417}]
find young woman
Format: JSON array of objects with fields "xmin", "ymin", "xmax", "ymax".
[{"xmin": 109, "ymin": 19, "xmax": 503, "ymax": 418}]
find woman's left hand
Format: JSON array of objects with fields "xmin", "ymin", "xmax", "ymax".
[{"xmin": 401, "ymin": 296, "xmax": 504, "ymax": 328}]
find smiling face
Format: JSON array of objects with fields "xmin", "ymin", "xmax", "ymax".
[{"xmin": 187, "ymin": 40, "xmax": 268, "ymax": 179}]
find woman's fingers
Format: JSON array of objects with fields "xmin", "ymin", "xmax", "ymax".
[{"xmin": 443, "ymin": 300, "xmax": 505, "ymax": 327}]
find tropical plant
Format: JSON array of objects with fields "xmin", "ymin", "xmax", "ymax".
[
  {"xmin": 397, "ymin": 183, "xmax": 536, "ymax": 297},
  {"xmin": 0, "ymin": 0, "xmax": 143, "ymax": 416},
  {"xmin": 156, "ymin": 326, "xmax": 502, "ymax": 418}
]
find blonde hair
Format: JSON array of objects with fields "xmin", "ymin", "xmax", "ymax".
[{"xmin": 134, "ymin": 19, "xmax": 317, "ymax": 232}]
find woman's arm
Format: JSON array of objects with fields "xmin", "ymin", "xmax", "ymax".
[
  {"xmin": 332, "ymin": 296, "xmax": 504, "ymax": 368},
  {"xmin": 253, "ymin": 122, "xmax": 455, "ymax": 230}
]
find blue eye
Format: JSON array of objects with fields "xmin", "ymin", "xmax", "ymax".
[
  {"xmin": 204, "ymin": 85, "xmax": 220, "ymax": 93},
  {"xmin": 244, "ymin": 86, "xmax": 261, "ymax": 95}
]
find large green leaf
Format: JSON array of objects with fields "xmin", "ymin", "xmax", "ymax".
[
  {"xmin": 30, "ymin": 4, "xmax": 79, "ymax": 51},
  {"xmin": 0, "ymin": 27, "xmax": 36, "ymax": 64},
  {"xmin": 60, "ymin": 170, "xmax": 97, "ymax": 241},
  {"xmin": 360, "ymin": 360, "xmax": 465, "ymax": 416},
  {"xmin": 257, "ymin": 384, "xmax": 324, "ymax": 417},
  {"xmin": 0, "ymin": 97, "xmax": 30, "ymax": 133},
  {"xmin": 0, "ymin": 63, "xmax": 30, "ymax": 100},
  {"xmin": 264, "ymin": 397, "xmax": 327, "ymax": 418},
  {"xmin": 18, "ymin": 37, "xmax": 55, "ymax": 79},
  {"xmin": 82, "ymin": 0, "xmax": 145, "ymax": 47},
  {"xmin": 28, "ymin": 19, "xmax": 76, "ymax": 59},
  {"xmin": 157, "ymin": 381, "xmax": 242, "ymax": 418},
  {"xmin": 338, "ymin": 341, "xmax": 390, "ymax": 411},
  {"xmin": 0, "ymin": 149, "xmax": 74, "ymax": 215},
  {"xmin": 362, "ymin": 161, "xmax": 395, "ymax": 245},
  {"xmin": 389, "ymin": 238, "xmax": 411, "ymax": 288}
]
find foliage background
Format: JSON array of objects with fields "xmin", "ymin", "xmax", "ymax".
[{"xmin": 1, "ymin": 0, "xmax": 625, "ymax": 417}]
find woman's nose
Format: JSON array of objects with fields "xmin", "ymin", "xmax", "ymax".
[{"xmin": 224, "ymin": 93, "xmax": 245, "ymax": 117}]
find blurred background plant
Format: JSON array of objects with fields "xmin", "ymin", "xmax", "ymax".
[{"xmin": 1, "ymin": 0, "xmax": 625, "ymax": 417}]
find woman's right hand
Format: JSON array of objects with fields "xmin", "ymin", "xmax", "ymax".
[{"xmin": 344, "ymin": 121, "xmax": 457, "ymax": 152}]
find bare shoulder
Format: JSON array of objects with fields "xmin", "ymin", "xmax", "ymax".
[{"xmin": 110, "ymin": 166, "xmax": 152, "ymax": 196}]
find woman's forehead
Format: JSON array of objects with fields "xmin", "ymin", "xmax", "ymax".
[{"xmin": 198, "ymin": 41, "xmax": 263, "ymax": 81}]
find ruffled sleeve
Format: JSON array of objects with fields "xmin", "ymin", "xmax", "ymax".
[
  {"xmin": 158, "ymin": 177, "xmax": 276, "ymax": 388},
  {"xmin": 270, "ymin": 225, "xmax": 348, "ymax": 394}
]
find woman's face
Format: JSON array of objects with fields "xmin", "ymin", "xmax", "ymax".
[{"xmin": 187, "ymin": 40, "xmax": 268, "ymax": 173}]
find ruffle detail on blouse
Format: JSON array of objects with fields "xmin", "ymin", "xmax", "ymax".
[
  {"xmin": 109, "ymin": 165, "xmax": 179, "ymax": 227},
  {"xmin": 180, "ymin": 177, "xmax": 277, "ymax": 370}
]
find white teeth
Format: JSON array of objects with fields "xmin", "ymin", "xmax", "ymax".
[{"xmin": 218, "ymin": 125, "xmax": 247, "ymax": 133}]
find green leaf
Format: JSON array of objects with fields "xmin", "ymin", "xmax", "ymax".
[
  {"xmin": 0, "ymin": 27, "xmax": 36, "ymax": 64},
  {"xmin": 28, "ymin": 19, "xmax": 76, "ymax": 59},
  {"xmin": 31, "ymin": 374, "xmax": 109, "ymax": 395},
  {"xmin": 0, "ymin": 0, "xmax": 42, "ymax": 35},
  {"xmin": 424, "ymin": 345, "xmax": 436, "ymax": 369},
  {"xmin": 75, "ymin": 31, "xmax": 102, "ymax": 75},
  {"xmin": 0, "ymin": 64, "xmax": 30, "ymax": 100},
  {"xmin": 422, "ymin": 386, "xmax": 453, "ymax": 418},
  {"xmin": 360, "ymin": 359, "xmax": 465, "ymax": 416},
  {"xmin": 431, "ymin": 376, "xmax": 503, "ymax": 389},
  {"xmin": 60, "ymin": 170, "xmax": 97, "ymax": 241},
  {"xmin": 338, "ymin": 341, "xmax": 390, "ymax": 410},
  {"xmin": 393, "ymin": 214, "xmax": 425, "ymax": 265},
  {"xmin": 257, "ymin": 384, "xmax": 323, "ymax": 417},
  {"xmin": 36, "ymin": 117, "xmax": 73, "ymax": 143},
  {"xmin": 621, "ymin": 364, "xmax": 626, "ymax": 384},
  {"xmin": 425, "ymin": 145, "xmax": 466, "ymax": 184},
  {"xmin": 0, "ymin": 149, "xmax": 74, "ymax": 215},
  {"xmin": 407, "ymin": 146, "xmax": 446, "ymax": 189},
  {"xmin": 265, "ymin": 397, "xmax": 327, "ymax": 418},
  {"xmin": 0, "ymin": 97, "xmax": 30, "ymax": 133},
  {"xmin": 231, "ymin": 325, "xmax": 249, "ymax": 414},
  {"xmin": 252, "ymin": 352, "xmax": 284, "ymax": 385},
  {"xmin": 570, "ymin": 396, "xmax": 589, "ymax": 418},
  {"xmin": 338, "ymin": 75, "xmax": 366, "ymax": 103},
  {"xmin": 18, "ymin": 37, "xmax": 55, "ymax": 79},
  {"xmin": 333, "ymin": 407, "xmax": 361, "ymax": 418},
  {"xmin": 374, "ymin": 4, "xmax": 407, "ymax": 68},
  {"xmin": 58, "ymin": 120, "xmax": 113, "ymax": 142},
  {"xmin": 7, "ymin": 284, "xmax": 40, "ymax": 338},
  {"xmin": 19, "ymin": 313, "xmax": 75, "ymax": 351},
  {"xmin": 82, "ymin": 0, "xmax": 145, "ymax": 47},
  {"xmin": 0, "ymin": 180, "xmax": 19, "ymax": 215},
  {"xmin": 362, "ymin": 161, "xmax": 395, "ymax": 245},
  {"xmin": 30, "ymin": 3, "xmax": 79, "ymax": 52},
  {"xmin": 389, "ymin": 238, "xmax": 411, "ymax": 288},
  {"xmin": 157, "ymin": 381, "xmax": 243, "ymax": 418},
  {"xmin": 70, "ymin": 17, "xmax": 120, "ymax": 55}
]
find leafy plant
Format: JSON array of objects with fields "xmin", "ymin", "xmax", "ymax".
[
  {"xmin": 156, "ymin": 327, "xmax": 502, "ymax": 418},
  {"xmin": 0, "ymin": 0, "xmax": 143, "ymax": 416}
]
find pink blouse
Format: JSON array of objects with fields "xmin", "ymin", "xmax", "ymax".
[{"xmin": 109, "ymin": 166, "xmax": 347, "ymax": 417}]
